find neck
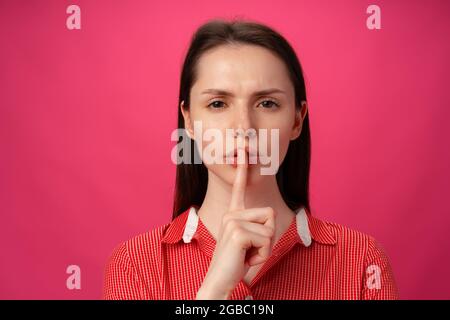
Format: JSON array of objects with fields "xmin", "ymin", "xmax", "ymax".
[{"xmin": 197, "ymin": 169, "xmax": 296, "ymax": 241}]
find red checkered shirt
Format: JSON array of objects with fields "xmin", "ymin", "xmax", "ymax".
[{"xmin": 103, "ymin": 205, "xmax": 399, "ymax": 300}]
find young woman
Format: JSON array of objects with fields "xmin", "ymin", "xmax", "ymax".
[{"xmin": 103, "ymin": 19, "xmax": 399, "ymax": 300}]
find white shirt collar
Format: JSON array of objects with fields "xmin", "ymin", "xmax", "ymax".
[
  {"xmin": 182, "ymin": 206, "xmax": 199, "ymax": 243},
  {"xmin": 295, "ymin": 206, "xmax": 312, "ymax": 247}
]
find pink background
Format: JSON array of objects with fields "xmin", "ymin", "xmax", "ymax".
[{"xmin": 1, "ymin": 0, "xmax": 449, "ymax": 299}]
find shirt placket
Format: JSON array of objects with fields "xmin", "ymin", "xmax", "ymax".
[
  {"xmin": 230, "ymin": 280, "xmax": 254, "ymax": 300},
  {"xmin": 230, "ymin": 236, "xmax": 300, "ymax": 300}
]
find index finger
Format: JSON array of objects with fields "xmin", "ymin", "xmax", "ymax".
[{"xmin": 229, "ymin": 148, "xmax": 248, "ymax": 211}]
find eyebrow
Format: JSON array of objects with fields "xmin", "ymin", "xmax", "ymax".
[{"xmin": 201, "ymin": 88, "xmax": 286, "ymax": 97}]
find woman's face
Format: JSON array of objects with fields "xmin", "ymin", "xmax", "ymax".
[{"xmin": 181, "ymin": 44, "xmax": 307, "ymax": 186}]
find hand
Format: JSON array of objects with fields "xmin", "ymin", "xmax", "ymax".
[{"xmin": 196, "ymin": 149, "xmax": 276, "ymax": 300}]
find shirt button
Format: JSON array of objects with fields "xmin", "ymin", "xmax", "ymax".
[{"xmin": 245, "ymin": 295, "xmax": 253, "ymax": 300}]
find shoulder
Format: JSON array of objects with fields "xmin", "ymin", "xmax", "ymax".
[
  {"xmin": 102, "ymin": 222, "xmax": 172, "ymax": 299},
  {"xmin": 108, "ymin": 222, "xmax": 171, "ymax": 265},
  {"xmin": 106, "ymin": 207, "xmax": 192, "ymax": 271},
  {"xmin": 310, "ymin": 214, "xmax": 390, "ymax": 263},
  {"xmin": 311, "ymin": 215, "xmax": 399, "ymax": 299},
  {"xmin": 328, "ymin": 219, "xmax": 374, "ymax": 247}
]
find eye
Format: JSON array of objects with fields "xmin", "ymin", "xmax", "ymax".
[
  {"xmin": 258, "ymin": 99, "xmax": 279, "ymax": 109},
  {"xmin": 207, "ymin": 100, "xmax": 226, "ymax": 110}
]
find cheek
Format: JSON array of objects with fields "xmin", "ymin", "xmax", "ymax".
[
  {"xmin": 277, "ymin": 129, "xmax": 292, "ymax": 162},
  {"xmin": 191, "ymin": 119, "xmax": 229, "ymax": 159},
  {"xmin": 272, "ymin": 111, "xmax": 297, "ymax": 162},
  {"xmin": 258, "ymin": 124, "xmax": 292, "ymax": 165}
]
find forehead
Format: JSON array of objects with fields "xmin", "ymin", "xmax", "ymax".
[{"xmin": 192, "ymin": 44, "xmax": 293, "ymax": 94}]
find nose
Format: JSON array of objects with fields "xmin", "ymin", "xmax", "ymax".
[
  {"xmin": 233, "ymin": 104, "xmax": 254, "ymax": 138},
  {"xmin": 231, "ymin": 105, "xmax": 258, "ymax": 158},
  {"xmin": 223, "ymin": 103, "xmax": 258, "ymax": 160}
]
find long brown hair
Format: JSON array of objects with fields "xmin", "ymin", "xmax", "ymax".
[{"xmin": 172, "ymin": 18, "xmax": 311, "ymax": 219}]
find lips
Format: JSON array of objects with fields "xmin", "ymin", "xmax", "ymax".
[
  {"xmin": 224, "ymin": 147, "xmax": 258, "ymax": 166},
  {"xmin": 225, "ymin": 146, "xmax": 257, "ymax": 158}
]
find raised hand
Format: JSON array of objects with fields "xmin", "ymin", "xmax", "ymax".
[{"xmin": 196, "ymin": 148, "xmax": 276, "ymax": 300}]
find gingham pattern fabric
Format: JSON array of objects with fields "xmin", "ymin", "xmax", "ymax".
[{"xmin": 103, "ymin": 205, "xmax": 399, "ymax": 300}]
